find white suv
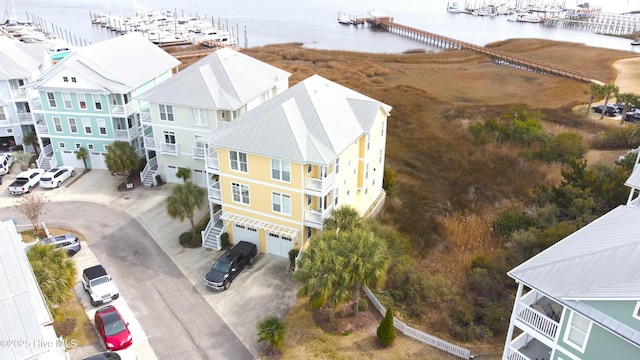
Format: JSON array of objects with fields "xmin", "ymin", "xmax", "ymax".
[{"xmin": 0, "ymin": 153, "xmax": 13, "ymax": 175}]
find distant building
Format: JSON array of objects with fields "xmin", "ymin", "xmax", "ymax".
[
  {"xmin": 27, "ymin": 33, "xmax": 180, "ymax": 170},
  {"xmin": 503, "ymin": 149, "xmax": 640, "ymax": 359},
  {"xmin": 201, "ymin": 74, "xmax": 391, "ymax": 257}
]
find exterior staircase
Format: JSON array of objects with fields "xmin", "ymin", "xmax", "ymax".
[
  {"xmin": 140, "ymin": 156, "xmax": 158, "ymax": 186},
  {"xmin": 202, "ymin": 209, "xmax": 224, "ymax": 250},
  {"xmin": 36, "ymin": 144, "xmax": 56, "ymax": 170}
]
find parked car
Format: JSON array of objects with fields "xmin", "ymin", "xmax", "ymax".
[
  {"xmin": 0, "ymin": 153, "xmax": 12, "ymax": 175},
  {"xmin": 40, "ymin": 233, "xmax": 81, "ymax": 256},
  {"xmin": 8, "ymin": 168, "xmax": 45, "ymax": 195},
  {"xmin": 83, "ymin": 349, "xmax": 137, "ymax": 360},
  {"xmin": 94, "ymin": 305, "xmax": 133, "ymax": 351},
  {"xmin": 592, "ymin": 104, "xmax": 617, "ymax": 117},
  {"xmin": 204, "ymin": 241, "xmax": 257, "ymax": 291},
  {"xmin": 40, "ymin": 166, "xmax": 75, "ymax": 188},
  {"xmin": 82, "ymin": 265, "xmax": 120, "ymax": 306},
  {"xmin": 625, "ymin": 111, "xmax": 640, "ymax": 123}
]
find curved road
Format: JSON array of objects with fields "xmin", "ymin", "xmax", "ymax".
[{"xmin": 4, "ymin": 201, "xmax": 254, "ymax": 360}]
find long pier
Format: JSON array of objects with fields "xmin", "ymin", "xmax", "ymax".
[{"xmin": 365, "ymin": 17, "xmax": 600, "ymax": 84}]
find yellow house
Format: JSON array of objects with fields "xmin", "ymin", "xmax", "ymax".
[{"xmin": 201, "ymin": 74, "xmax": 391, "ymax": 258}]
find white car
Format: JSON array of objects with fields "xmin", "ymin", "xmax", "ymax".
[{"xmin": 39, "ymin": 166, "xmax": 75, "ymax": 188}]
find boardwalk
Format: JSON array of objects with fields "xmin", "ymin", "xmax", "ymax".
[{"xmin": 365, "ymin": 17, "xmax": 600, "ymax": 84}]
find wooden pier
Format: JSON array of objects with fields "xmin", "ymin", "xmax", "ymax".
[
  {"xmin": 543, "ymin": 12, "xmax": 640, "ymax": 36},
  {"xmin": 365, "ymin": 17, "xmax": 599, "ymax": 84}
]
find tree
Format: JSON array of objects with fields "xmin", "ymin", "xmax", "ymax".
[
  {"xmin": 176, "ymin": 167, "xmax": 191, "ymax": 183},
  {"xmin": 166, "ymin": 181, "xmax": 205, "ymax": 235},
  {"xmin": 377, "ymin": 307, "xmax": 396, "ymax": 347},
  {"xmin": 585, "ymin": 82, "xmax": 604, "ymax": 115},
  {"xmin": 15, "ymin": 192, "xmax": 49, "ymax": 236},
  {"xmin": 616, "ymin": 92, "xmax": 640, "ymax": 125},
  {"xmin": 600, "ymin": 83, "xmax": 619, "ymax": 119},
  {"xmin": 27, "ymin": 243, "xmax": 76, "ymax": 314},
  {"xmin": 22, "ymin": 130, "xmax": 40, "ymax": 157},
  {"xmin": 323, "ymin": 205, "xmax": 363, "ymax": 234},
  {"xmin": 104, "ymin": 141, "xmax": 141, "ymax": 181},
  {"xmin": 256, "ymin": 315, "xmax": 285, "ymax": 351},
  {"xmin": 75, "ymin": 147, "xmax": 88, "ymax": 170}
]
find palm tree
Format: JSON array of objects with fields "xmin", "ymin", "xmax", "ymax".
[
  {"xmin": 105, "ymin": 141, "xmax": 141, "ymax": 184},
  {"xmin": 341, "ymin": 228, "xmax": 389, "ymax": 316},
  {"xmin": 166, "ymin": 181, "xmax": 205, "ymax": 235},
  {"xmin": 22, "ymin": 130, "xmax": 40, "ymax": 157},
  {"xmin": 256, "ymin": 316, "xmax": 286, "ymax": 351},
  {"xmin": 323, "ymin": 205, "xmax": 363, "ymax": 234},
  {"xmin": 75, "ymin": 146, "xmax": 88, "ymax": 170},
  {"xmin": 616, "ymin": 92, "xmax": 640, "ymax": 125},
  {"xmin": 600, "ymin": 83, "xmax": 619, "ymax": 120},
  {"xmin": 176, "ymin": 167, "xmax": 191, "ymax": 183},
  {"xmin": 585, "ymin": 83, "xmax": 604, "ymax": 115},
  {"xmin": 27, "ymin": 243, "xmax": 76, "ymax": 313}
]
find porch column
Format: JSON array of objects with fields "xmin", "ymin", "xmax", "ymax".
[{"xmin": 503, "ymin": 282, "xmax": 524, "ymax": 359}]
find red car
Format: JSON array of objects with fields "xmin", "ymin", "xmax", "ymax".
[{"xmin": 94, "ymin": 305, "xmax": 133, "ymax": 351}]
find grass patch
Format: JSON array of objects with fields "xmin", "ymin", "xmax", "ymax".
[{"xmin": 54, "ymin": 298, "xmax": 96, "ymax": 347}]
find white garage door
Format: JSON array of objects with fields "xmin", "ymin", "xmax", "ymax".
[
  {"xmin": 266, "ymin": 233, "xmax": 293, "ymax": 258},
  {"xmin": 192, "ymin": 168, "xmax": 206, "ymax": 188},
  {"xmin": 89, "ymin": 151, "xmax": 107, "ymax": 169},
  {"xmin": 60, "ymin": 150, "xmax": 85, "ymax": 168},
  {"xmin": 233, "ymin": 224, "xmax": 258, "ymax": 247},
  {"xmin": 165, "ymin": 165, "xmax": 180, "ymax": 184}
]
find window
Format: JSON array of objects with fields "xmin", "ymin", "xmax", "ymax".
[
  {"xmin": 47, "ymin": 92, "xmax": 56, "ymax": 107},
  {"xmin": 272, "ymin": 192, "xmax": 291, "ymax": 215},
  {"xmin": 68, "ymin": 118, "xmax": 77, "ymax": 133},
  {"xmin": 63, "ymin": 76, "xmax": 68, "ymax": 82},
  {"xmin": 82, "ymin": 118, "xmax": 92, "ymax": 134},
  {"xmin": 381, "ymin": 120, "xmax": 385, "ymax": 136},
  {"xmin": 564, "ymin": 312, "xmax": 591, "ymax": 351},
  {"xmin": 335, "ymin": 157, "xmax": 340, "ymax": 174},
  {"xmin": 7, "ymin": 128, "xmax": 12, "ymax": 134},
  {"xmin": 307, "ymin": 164, "xmax": 312, "ymax": 173},
  {"xmin": 159, "ymin": 104, "xmax": 174, "ymax": 121},
  {"xmin": 71, "ymin": 77, "xmax": 76, "ymax": 83},
  {"xmin": 87, "ymin": 144, "xmax": 94, "ymax": 150},
  {"xmin": 97, "ymin": 119, "xmax": 107, "ymax": 135},
  {"xmin": 62, "ymin": 92, "xmax": 72, "ymax": 108},
  {"xmin": 0, "ymin": 107, "xmax": 6, "ymax": 121},
  {"xmin": 192, "ymin": 108, "xmax": 207, "ymax": 126},
  {"xmin": 75, "ymin": 143, "xmax": 81, "ymax": 149},
  {"xmin": 93, "ymin": 94, "xmax": 102, "ymax": 110},
  {"xmin": 307, "ymin": 195, "xmax": 312, "ymax": 206},
  {"xmin": 366, "ymin": 134, "xmax": 370, "ymax": 150},
  {"xmin": 365, "ymin": 163, "xmax": 369, "ymax": 179},
  {"xmin": 230, "ymin": 151, "xmax": 248, "ymax": 172},
  {"xmin": 53, "ymin": 117, "xmax": 62, "ymax": 132},
  {"xmin": 231, "ymin": 183, "xmax": 250, "ymax": 204},
  {"xmin": 164, "ymin": 131, "xmax": 176, "ymax": 144},
  {"xmin": 271, "ymin": 159, "xmax": 291, "ymax": 182},
  {"xmin": 307, "ymin": 226, "xmax": 312, "ymax": 239},
  {"xmin": 58, "ymin": 142, "xmax": 66, "ymax": 148},
  {"xmin": 334, "ymin": 187, "xmax": 339, "ymax": 206},
  {"xmin": 79, "ymin": 94, "xmax": 87, "ymax": 109},
  {"xmin": 379, "ymin": 149, "xmax": 383, "ymax": 164}
]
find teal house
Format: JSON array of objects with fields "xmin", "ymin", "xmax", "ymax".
[
  {"xmin": 503, "ymin": 149, "xmax": 640, "ymax": 359},
  {"xmin": 28, "ymin": 33, "xmax": 180, "ymax": 170}
]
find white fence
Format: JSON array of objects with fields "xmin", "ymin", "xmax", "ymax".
[{"xmin": 364, "ymin": 286, "xmax": 471, "ymax": 359}]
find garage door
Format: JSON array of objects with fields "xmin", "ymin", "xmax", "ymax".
[
  {"xmin": 266, "ymin": 233, "xmax": 293, "ymax": 258},
  {"xmin": 233, "ymin": 224, "xmax": 258, "ymax": 247},
  {"xmin": 165, "ymin": 165, "xmax": 180, "ymax": 184},
  {"xmin": 192, "ymin": 168, "xmax": 206, "ymax": 188},
  {"xmin": 60, "ymin": 150, "xmax": 85, "ymax": 168},
  {"xmin": 89, "ymin": 151, "xmax": 107, "ymax": 169}
]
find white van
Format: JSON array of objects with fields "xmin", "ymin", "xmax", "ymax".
[{"xmin": 0, "ymin": 153, "xmax": 13, "ymax": 175}]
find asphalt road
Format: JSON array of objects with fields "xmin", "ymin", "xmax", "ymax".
[{"xmin": 8, "ymin": 201, "xmax": 255, "ymax": 360}]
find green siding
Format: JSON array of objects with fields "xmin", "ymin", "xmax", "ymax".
[{"xmin": 582, "ymin": 300, "xmax": 640, "ymax": 332}]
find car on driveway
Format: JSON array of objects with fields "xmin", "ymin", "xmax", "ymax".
[
  {"xmin": 39, "ymin": 166, "xmax": 75, "ymax": 188},
  {"xmin": 94, "ymin": 305, "xmax": 133, "ymax": 351},
  {"xmin": 204, "ymin": 241, "xmax": 257, "ymax": 291},
  {"xmin": 41, "ymin": 233, "xmax": 81, "ymax": 256},
  {"xmin": 82, "ymin": 265, "xmax": 120, "ymax": 306},
  {"xmin": 625, "ymin": 111, "xmax": 640, "ymax": 123},
  {"xmin": 0, "ymin": 153, "xmax": 12, "ymax": 175},
  {"xmin": 8, "ymin": 168, "xmax": 45, "ymax": 194}
]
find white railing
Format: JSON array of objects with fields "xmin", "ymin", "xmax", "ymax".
[
  {"xmin": 11, "ymin": 88, "xmax": 27, "ymax": 99},
  {"xmin": 17, "ymin": 112, "xmax": 33, "ymax": 123},
  {"xmin": 110, "ymin": 102, "xmax": 136, "ymax": 115},
  {"xmin": 304, "ymin": 172, "xmax": 335, "ymax": 195},
  {"xmin": 160, "ymin": 142, "xmax": 178, "ymax": 155},
  {"xmin": 36, "ymin": 122, "xmax": 49, "ymax": 134},
  {"xmin": 193, "ymin": 145, "xmax": 205, "ymax": 159},
  {"xmin": 201, "ymin": 209, "xmax": 224, "ymax": 250},
  {"xmin": 140, "ymin": 156, "xmax": 158, "ymax": 186},
  {"xmin": 516, "ymin": 303, "xmax": 558, "ymax": 339},
  {"xmin": 143, "ymin": 135, "xmax": 156, "ymax": 149},
  {"xmin": 115, "ymin": 127, "xmax": 138, "ymax": 141},
  {"xmin": 506, "ymin": 333, "xmax": 534, "ymax": 360},
  {"xmin": 205, "ymin": 148, "xmax": 220, "ymax": 173},
  {"xmin": 304, "ymin": 206, "xmax": 334, "ymax": 228},
  {"xmin": 36, "ymin": 144, "xmax": 53, "ymax": 168},
  {"xmin": 30, "ymin": 98, "xmax": 43, "ymax": 110},
  {"xmin": 208, "ymin": 180, "xmax": 221, "ymax": 202},
  {"xmin": 364, "ymin": 287, "xmax": 471, "ymax": 359},
  {"xmin": 506, "ymin": 348, "xmax": 530, "ymax": 360},
  {"xmin": 140, "ymin": 111, "xmax": 152, "ymax": 123}
]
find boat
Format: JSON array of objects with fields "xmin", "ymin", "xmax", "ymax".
[
  {"xmin": 632, "ymin": 36, "xmax": 640, "ymax": 46},
  {"xmin": 447, "ymin": 2, "xmax": 463, "ymax": 13},
  {"xmin": 508, "ymin": 13, "xmax": 543, "ymax": 23}
]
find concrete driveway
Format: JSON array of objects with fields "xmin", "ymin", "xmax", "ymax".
[{"xmin": 0, "ymin": 168, "xmax": 300, "ymax": 359}]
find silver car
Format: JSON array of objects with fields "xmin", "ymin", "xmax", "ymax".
[{"xmin": 41, "ymin": 233, "xmax": 81, "ymax": 256}]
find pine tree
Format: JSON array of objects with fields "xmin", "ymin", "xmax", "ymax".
[{"xmin": 377, "ymin": 307, "xmax": 396, "ymax": 347}]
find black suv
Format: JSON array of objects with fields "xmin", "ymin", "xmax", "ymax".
[
  {"xmin": 592, "ymin": 105, "xmax": 617, "ymax": 117},
  {"xmin": 204, "ymin": 241, "xmax": 257, "ymax": 291},
  {"xmin": 625, "ymin": 112, "xmax": 640, "ymax": 123}
]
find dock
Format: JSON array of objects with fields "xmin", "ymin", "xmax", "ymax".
[{"xmin": 363, "ymin": 16, "xmax": 599, "ymax": 84}]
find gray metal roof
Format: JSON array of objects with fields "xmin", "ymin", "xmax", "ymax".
[
  {"xmin": 31, "ymin": 33, "xmax": 180, "ymax": 92},
  {"xmin": 0, "ymin": 38, "xmax": 42, "ymax": 80},
  {"xmin": 206, "ymin": 74, "xmax": 391, "ymax": 164},
  {"xmin": 0, "ymin": 220, "xmax": 56, "ymax": 359},
  {"xmin": 136, "ymin": 47, "xmax": 291, "ymax": 110}
]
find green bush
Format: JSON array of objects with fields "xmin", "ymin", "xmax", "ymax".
[
  {"xmin": 382, "ymin": 167, "xmax": 397, "ymax": 196},
  {"xmin": 492, "ymin": 210, "xmax": 534, "ymax": 240},
  {"xmin": 220, "ymin": 232, "xmax": 229, "ymax": 248},
  {"xmin": 288, "ymin": 248, "xmax": 299, "ymax": 270},
  {"xmin": 377, "ymin": 307, "xmax": 396, "ymax": 347},
  {"xmin": 191, "ymin": 232, "xmax": 202, "ymax": 247},
  {"xmin": 179, "ymin": 232, "xmax": 193, "ymax": 245},
  {"xmin": 358, "ymin": 299, "xmax": 368, "ymax": 312}
]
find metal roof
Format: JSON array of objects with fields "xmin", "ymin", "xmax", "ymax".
[
  {"xmin": 30, "ymin": 33, "xmax": 180, "ymax": 92},
  {"xmin": 206, "ymin": 74, "xmax": 392, "ymax": 164},
  {"xmin": 0, "ymin": 38, "xmax": 42, "ymax": 80},
  {"xmin": 136, "ymin": 47, "xmax": 291, "ymax": 110}
]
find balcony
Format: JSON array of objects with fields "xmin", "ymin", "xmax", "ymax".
[
  {"xmin": 30, "ymin": 98, "xmax": 43, "ymax": 110},
  {"xmin": 208, "ymin": 180, "xmax": 221, "ymax": 203},
  {"xmin": 304, "ymin": 205, "xmax": 334, "ymax": 229},
  {"xmin": 193, "ymin": 145, "xmax": 205, "ymax": 160},
  {"xmin": 114, "ymin": 127, "xmax": 139, "ymax": 141},
  {"xmin": 506, "ymin": 332, "xmax": 552, "ymax": 360},
  {"xmin": 111, "ymin": 102, "xmax": 136, "ymax": 115},
  {"xmin": 0, "ymin": 119, "xmax": 9, "ymax": 127},
  {"xmin": 160, "ymin": 142, "xmax": 178, "ymax": 155},
  {"xmin": 304, "ymin": 172, "xmax": 335, "ymax": 196},
  {"xmin": 205, "ymin": 148, "xmax": 219, "ymax": 174},
  {"xmin": 17, "ymin": 112, "xmax": 33, "ymax": 124},
  {"xmin": 35, "ymin": 120, "xmax": 49, "ymax": 135},
  {"xmin": 143, "ymin": 135, "xmax": 156, "ymax": 149},
  {"xmin": 514, "ymin": 290, "xmax": 562, "ymax": 341},
  {"xmin": 11, "ymin": 88, "xmax": 27, "ymax": 99},
  {"xmin": 140, "ymin": 111, "xmax": 152, "ymax": 123}
]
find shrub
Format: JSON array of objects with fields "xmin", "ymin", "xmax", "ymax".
[
  {"xmin": 492, "ymin": 210, "xmax": 534, "ymax": 240},
  {"xmin": 288, "ymin": 249, "xmax": 299, "ymax": 270},
  {"xmin": 179, "ymin": 232, "xmax": 192, "ymax": 245},
  {"xmin": 155, "ymin": 174, "xmax": 163, "ymax": 185},
  {"xmin": 256, "ymin": 315, "xmax": 285, "ymax": 351},
  {"xmin": 382, "ymin": 167, "xmax": 396, "ymax": 196},
  {"xmin": 220, "ymin": 232, "xmax": 229, "ymax": 248},
  {"xmin": 358, "ymin": 298, "xmax": 368, "ymax": 312},
  {"xmin": 191, "ymin": 232, "xmax": 202, "ymax": 247},
  {"xmin": 195, "ymin": 213, "xmax": 211, "ymax": 233},
  {"xmin": 377, "ymin": 307, "xmax": 396, "ymax": 347}
]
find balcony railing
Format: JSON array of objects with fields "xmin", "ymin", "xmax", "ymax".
[
  {"xmin": 205, "ymin": 148, "xmax": 220, "ymax": 173},
  {"xmin": 143, "ymin": 135, "xmax": 156, "ymax": 149},
  {"xmin": 304, "ymin": 205, "xmax": 334, "ymax": 228},
  {"xmin": 30, "ymin": 98, "xmax": 43, "ymax": 110},
  {"xmin": 193, "ymin": 145, "xmax": 205, "ymax": 159},
  {"xmin": 11, "ymin": 88, "xmax": 27, "ymax": 99},
  {"xmin": 140, "ymin": 111, "xmax": 152, "ymax": 123},
  {"xmin": 17, "ymin": 112, "xmax": 33, "ymax": 123},
  {"xmin": 35, "ymin": 120, "xmax": 49, "ymax": 135},
  {"xmin": 515, "ymin": 290, "xmax": 559, "ymax": 340},
  {"xmin": 111, "ymin": 102, "xmax": 136, "ymax": 115},
  {"xmin": 304, "ymin": 172, "xmax": 335, "ymax": 196},
  {"xmin": 114, "ymin": 127, "xmax": 139, "ymax": 141},
  {"xmin": 208, "ymin": 180, "xmax": 221, "ymax": 202},
  {"xmin": 160, "ymin": 142, "xmax": 178, "ymax": 155}
]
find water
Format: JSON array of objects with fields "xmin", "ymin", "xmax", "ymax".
[{"xmin": 5, "ymin": 0, "xmax": 640, "ymax": 54}]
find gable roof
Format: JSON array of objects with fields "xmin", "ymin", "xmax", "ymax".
[
  {"xmin": 206, "ymin": 74, "xmax": 392, "ymax": 164},
  {"xmin": 136, "ymin": 47, "xmax": 291, "ymax": 110},
  {"xmin": 30, "ymin": 33, "xmax": 180, "ymax": 93},
  {"xmin": 0, "ymin": 38, "xmax": 43, "ymax": 80}
]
